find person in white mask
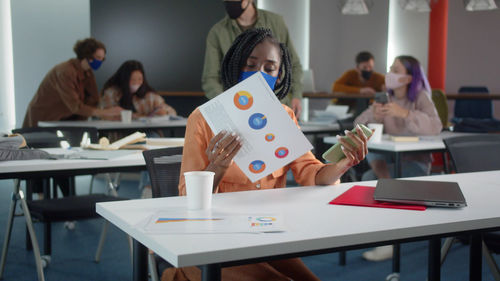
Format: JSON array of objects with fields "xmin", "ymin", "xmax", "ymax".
[
  {"xmin": 100, "ymin": 60, "xmax": 176, "ymax": 120},
  {"xmin": 100, "ymin": 60, "xmax": 178, "ymax": 198},
  {"xmin": 354, "ymin": 55, "xmax": 442, "ymax": 261}
]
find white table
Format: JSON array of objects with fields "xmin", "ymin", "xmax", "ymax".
[
  {"xmin": 324, "ymin": 131, "xmax": 473, "ymax": 177},
  {"xmin": 299, "ymin": 121, "xmax": 341, "ymax": 134},
  {"xmin": 39, "ymin": 118, "xmax": 187, "ymax": 136},
  {"xmin": 0, "ymin": 140, "xmax": 184, "ymax": 281},
  {"xmin": 97, "ymin": 171, "xmax": 500, "ymax": 281}
]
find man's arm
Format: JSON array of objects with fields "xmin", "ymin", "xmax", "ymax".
[
  {"xmin": 332, "ymin": 71, "xmax": 363, "ymax": 93},
  {"xmin": 201, "ymin": 29, "xmax": 224, "ymax": 99}
]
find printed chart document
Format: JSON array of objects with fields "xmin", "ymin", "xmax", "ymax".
[
  {"xmin": 141, "ymin": 210, "xmax": 285, "ymax": 234},
  {"xmin": 199, "ymin": 72, "xmax": 312, "ymax": 182}
]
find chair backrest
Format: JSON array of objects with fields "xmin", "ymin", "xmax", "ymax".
[
  {"xmin": 454, "ymin": 86, "xmax": 492, "ymax": 119},
  {"xmin": 443, "ymin": 134, "xmax": 500, "ymax": 173},
  {"xmin": 431, "ymin": 89, "xmax": 448, "ymax": 128},
  {"xmin": 12, "ymin": 127, "xmax": 98, "ymax": 148},
  {"xmin": 142, "ymin": 147, "xmax": 183, "ymax": 198}
]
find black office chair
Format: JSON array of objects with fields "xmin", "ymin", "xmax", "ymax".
[
  {"xmin": 442, "ymin": 134, "xmax": 500, "ymax": 280},
  {"xmin": 454, "ymin": 86, "xmax": 492, "ymax": 119},
  {"xmin": 142, "ymin": 147, "xmax": 183, "ymax": 281},
  {"xmin": 10, "ymin": 127, "xmax": 128, "ymax": 273}
]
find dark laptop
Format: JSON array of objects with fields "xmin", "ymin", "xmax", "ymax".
[{"xmin": 374, "ymin": 179, "xmax": 467, "ymax": 208}]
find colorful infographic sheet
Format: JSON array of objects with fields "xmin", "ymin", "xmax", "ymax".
[
  {"xmin": 141, "ymin": 210, "xmax": 284, "ymax": 234},
  {"xmin": 199, "ymin": 72, "xmax": 313, "ymax": 182}
]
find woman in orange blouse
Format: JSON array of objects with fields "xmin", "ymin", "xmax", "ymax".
[
  {"xmin": 100, "ymin": 60, "xmax": 176, "ymax": 119},
  {"xmin": 165, "ymin": 28, "xmax": 370, "ymax": 281}
]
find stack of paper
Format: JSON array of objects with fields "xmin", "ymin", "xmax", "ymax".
[
  {"xmin": 83, "ymin": 132, "xmax": 146, "ymax": 150},
  {"xmin": 390, "ymin": 136, "xmax": 420, "ymax": 142},
  {"xmin": 312, "ymin": 105, "xmax": 351, "ymax": 123}
]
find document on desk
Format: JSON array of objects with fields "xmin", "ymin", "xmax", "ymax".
[
  {"xmin": 199, "ymin": 72, "xmax": 312, "ymax": 182},
  {"xmin": 140, "ymin": 210, "xmax": 285, "ymax": 234}
]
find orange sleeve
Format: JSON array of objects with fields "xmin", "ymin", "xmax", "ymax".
[
  {"xmin": 332, "ymin": 70, "xmax": 362, "ymax": 93},
  {"xmin": 178, "ymin": 108, "xmax": 213, "ymax": 196}
]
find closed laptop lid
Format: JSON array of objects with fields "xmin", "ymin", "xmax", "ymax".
[{"xmin": 374, "ymin": 179, "xmax": 467, "ymax": 208}]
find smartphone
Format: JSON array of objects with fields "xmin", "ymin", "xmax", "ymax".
[
  {"xmin": 374, "ymin": 92, "xmax": 389, "ymax": 104},
  {"xmin": 322, "ymin": 124, "xmax": 373, "ymax": 163}
]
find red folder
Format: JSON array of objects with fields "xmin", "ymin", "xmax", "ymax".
[{"xmin": 329, "ymin": 185, "xmax": 426, "ymax": 211}]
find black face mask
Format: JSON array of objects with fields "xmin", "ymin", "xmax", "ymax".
[
  {"xmin": 361, "ymin": 70, "xmax": 373, "ymax": 80},
  {"xmin": 224, "ymin": 1, "xmax": 245, "ymax": 19}
]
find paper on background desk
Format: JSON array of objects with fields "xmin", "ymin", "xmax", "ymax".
[
  {"xmin": 140, "ymin": 210, "xmax": 285, "ymax": 234},
  {"xmin": 199, "ymin": 72, "xmax": 312, "ymax": 182}
]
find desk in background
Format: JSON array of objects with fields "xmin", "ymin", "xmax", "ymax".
[
  {"xmin": 304, "ymin": 92, "xmax": 374, "ymax": 117},
  {"xmin": 39, "ymin": 119, "xmax": 187, "ymax": 137},
  {"xmin": 97, "ymin": 171, "xmax": 500, "ymax": 281},
  {"xmin": 0, "ymin": 140, "xmax": 184, "ymax": 280},
  {"xmin": 323, "ymin": 131, "xmax": 476, "ymax": 178},
  {"xmin": 445, "ymin": 93, "xmax": 500, "ymax": 100}
]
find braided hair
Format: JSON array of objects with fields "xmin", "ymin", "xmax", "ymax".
[{"xmin": 221, "ymin": 27, "xmax": 292, "ymax": 100}]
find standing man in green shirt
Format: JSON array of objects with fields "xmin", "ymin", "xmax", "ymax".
[{"xmin": 202, "ymin": 0, "xmax": 303, "ymax": 117}]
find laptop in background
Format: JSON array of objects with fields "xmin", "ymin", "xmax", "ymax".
[{"xmin": 374, "ymin": 179, "xmax": 467, "ymax": 208}]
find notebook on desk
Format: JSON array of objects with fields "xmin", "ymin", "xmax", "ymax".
[
  {"xmin": 374, "ymin": 179, "xmax": 467, "ymax": 208},
  {"xmin": 330, "ymin": 185, "xmax": 426, "ymax": 211}
]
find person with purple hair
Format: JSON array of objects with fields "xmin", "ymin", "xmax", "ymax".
[{"xmin": 353, "ymin": 55, "xmax": 442, "ymax": 261}]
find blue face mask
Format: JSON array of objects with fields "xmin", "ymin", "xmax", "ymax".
[
  {"xmin": 238, "ymin": 71, "xmax": 278, "ymax": 90},
  {"xmin": 88, "ymin": 58, "xmax": 103, "ymax": 71}
]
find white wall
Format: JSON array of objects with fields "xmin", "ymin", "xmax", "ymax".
[
  {"xmin": 446, "ymin": 0, "xmax": 500, "ymax": 119},
  {"xmin": 310, "ymin": 0, "xmax": 389, "ymax": 92},
  {"xmin": 387, "ymin": 0, "xmax": 429, "ymax": 72},
  {"xmin": 257, "ymin": 0, "xmax": 310, "ymax": 69},
  {"xmin": 10, "ymin": 0, "xmax": 90, "ymax": 128},
  {"xmin": 445, "ymin": 0, "xmax": 500, "ymax": 93},
  {"xmin": 0, "ymin": 0, "xmax": 15, "ymax": 132}
]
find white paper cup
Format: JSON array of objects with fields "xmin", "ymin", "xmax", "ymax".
[
  {"xmin": 184, "ymin": 171, "xmax": 215, "ymax": 210},
  {"xmin": 367, "ymin": 123, "xmax": 384, "ymax": 143},
  {"xmin": 120, "ymin": 110, "xmax": 132, "ymax": 123}
]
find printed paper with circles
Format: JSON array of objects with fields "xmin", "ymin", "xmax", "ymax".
[{"xmin": 199, "ymin": 72, "xmax": 312, "ymax": 182}]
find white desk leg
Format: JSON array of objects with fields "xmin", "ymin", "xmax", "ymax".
[
  {"xmin": 105, "ymin": 173, "xmax": 119, "ymax": 197},
  {"xmin": 0, "ymin": 180, "xmax": 20, "ymax": 279},
  {"xmin": 18, "ymin": 189, "xmax": 46, "ymax": 281}
]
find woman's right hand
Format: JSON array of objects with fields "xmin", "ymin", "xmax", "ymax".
[
  {"xmin": 95, "ymin": 106, "xmax": 123, "ymax": 119},
  {"xmin": 372, "ymin": 102, "xmax": 385, "ymax": 122},
  {"xmin": 205, "ymin": 131, "xmax": 242, "ymax": 174}
]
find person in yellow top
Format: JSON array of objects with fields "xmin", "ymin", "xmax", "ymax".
[
  {"xmin": 162, "ymin": 28, "xmax": 370, "ymax": 281},
  {"xmin": 332, "ymin": 51, "xmax": 385, "ymax": 95}
]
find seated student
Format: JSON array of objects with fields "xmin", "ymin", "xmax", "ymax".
[
  {"xmin": 22, "ymin": 38, "xmax": 122, "ymax": 199},
  {"xmin": 354, "ymin": 55, "xmax": 442, "ymax": 261},
  {"xmin": 332, "ymin": 51, "xmax": 385, "ymax": 95},
  {"xmin": 100, "ymin": 60, "xmax": 176, "ymax": 119},
  {"xmin": 101, "ymin": 60, "xmax": 177, "ymax": 198},
  {"xmin": 23, "ymin": 38, "xmax": 122, "ymax": 128},
  {"xmin": 162, "ymin": 28, "xmax": 370, "ymax": 281}
]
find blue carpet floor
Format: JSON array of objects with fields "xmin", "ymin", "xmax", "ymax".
[{"xmin": 0, "ymin": 176, "xmax": 498, "ymax": 281}]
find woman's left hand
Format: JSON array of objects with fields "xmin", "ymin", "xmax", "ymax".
[
  {"xmin": 380, "ymin": 102, "xmax": 409, "ymax": 118},
  {"xmin": 337, "ymin": 125, "xmax": 370, "ymax": 168}
]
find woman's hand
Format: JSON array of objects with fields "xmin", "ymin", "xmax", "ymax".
[
  {"xmin": 205, "ymin": 131, "xmax": 242, "ymax": 192},
  {"xmin": 337, "ymin": 125, "xmax": 370, "ymax": 168},
  {"xmin": 95, "ymin": 106, "xmax": 123, "ymax": 119},
  {"xmin": 314, "ymin": 125, "xmax": 371, "ymax": 185},
  {"xmin": 205, "ymin": 130, "xmax": 242, "ymax": 176},
  {"xmin": 380, "ymin": 102, "xmax": 409, "ymax": 118},
  {"xmin": 372, "ymin": 102, "xmax": 385, "ymax": 122}
]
